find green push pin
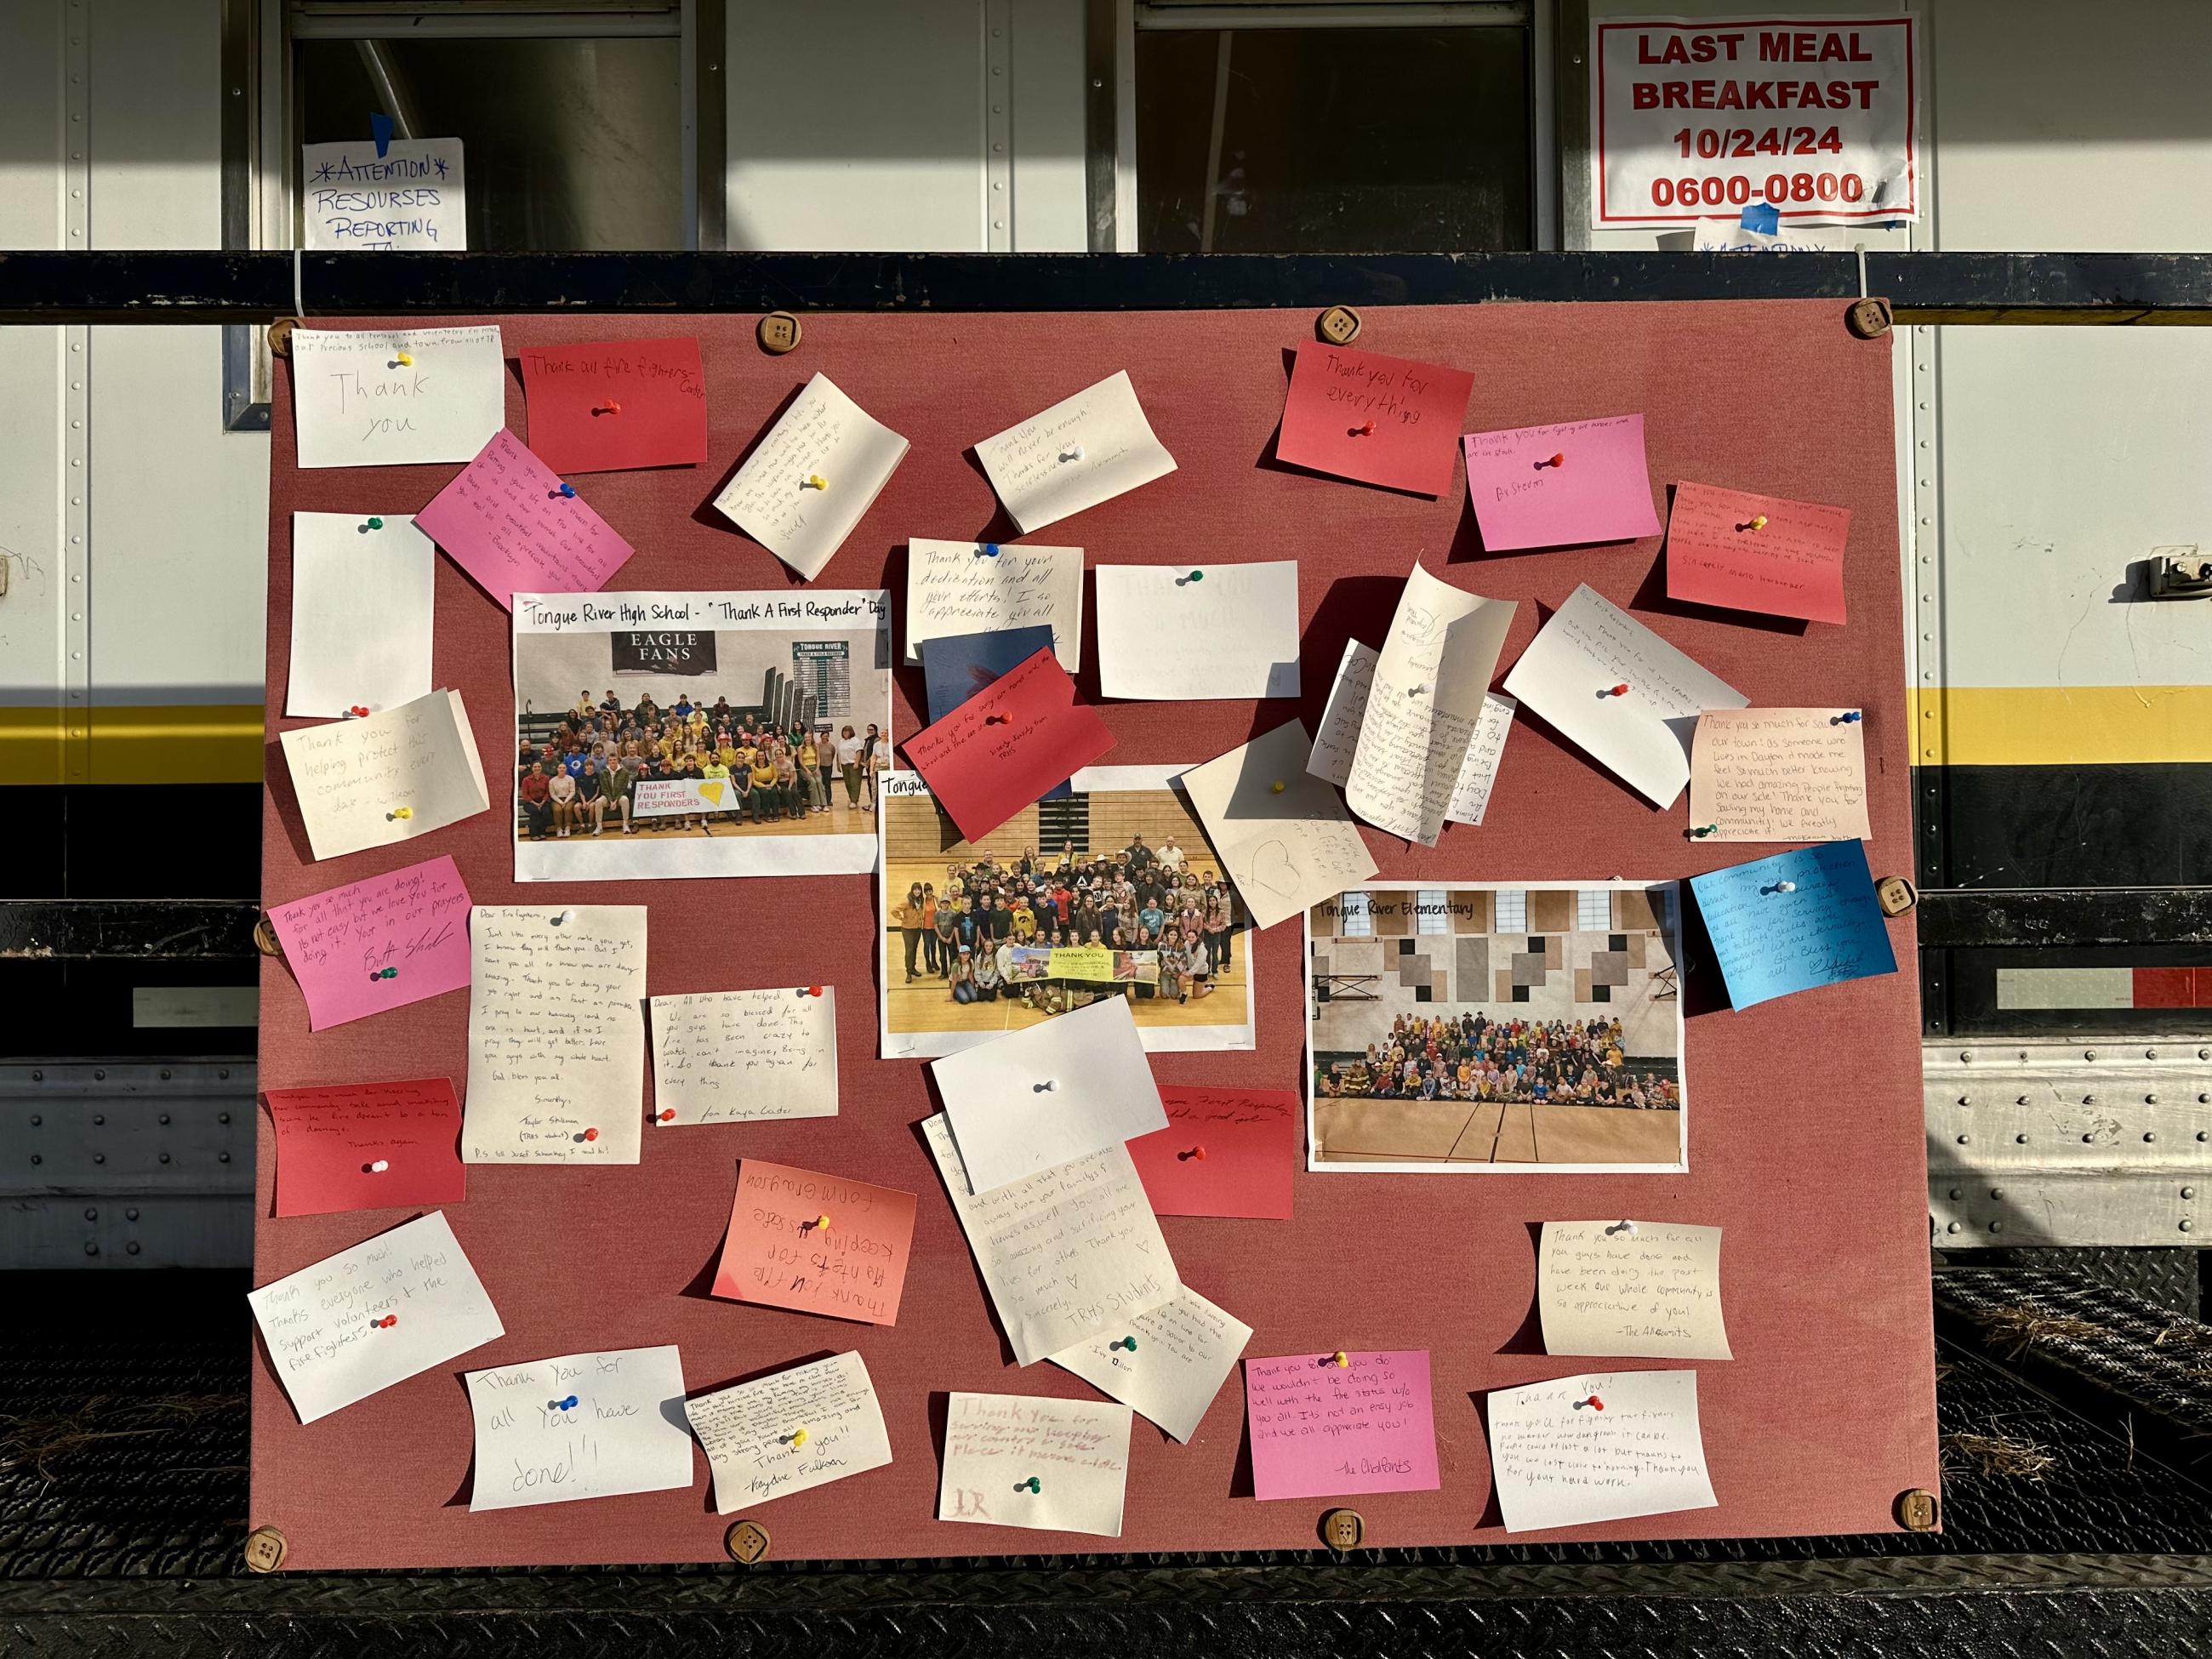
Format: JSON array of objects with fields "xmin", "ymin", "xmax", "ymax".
[
  {"xmin": 1016, "ymin": 1476, "xmax": 1041, "ymax": 1494},
  {"xmin": 381, "ymin": 966, "xmax": 398, "ymax": 978},
  {"xmin": 359, "ymin": 516, "xmax": 385, "ymax": 534},
  {"xmin": 1690, "ymin": 824, "xmax": 1718, "ymax": 839},
  {"xmin": 1177, "ymin": 569, "xmax": 1204, "ymax": 586},
  {"xmin": 1109, "ymin": 1336, "xmax": 1137, "ymax": 1352}
]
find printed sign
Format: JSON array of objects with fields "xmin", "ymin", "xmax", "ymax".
[
  {"xmin": 1592, "ymin": 15, "xmax": 1918, "ymax": 225},
  {"xmin": 632, "ymin": 776, "xmax": 744, "ymax": 818},
  {"xmin": 613, "ymin": 630, "xmax": 715, "ymax": 675}
]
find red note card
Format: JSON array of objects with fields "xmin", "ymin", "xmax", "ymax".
[
  {"xmin": 1127, "ymin": 1087, "xmax": 1298, "ymax": 1219},
  {"xmin": 267, "ymin": 854, "xmax": 473, "ymax": 1031},
  {"xmin": 1665, "ymin": 480, "xmax": 1850, "ymax": 624},
  {"xmin": 1245, "ymin": 1349, "xmax": 1441, "ymax": 1502},
  {"xmin": 713, "ymin": 1160, "xmax": 919, "ymax": 1326},
  {"xmin": 901, "ymin": 647, "xmax": 1115, "ymax": 842},
  {"xmin": 1275, "ymin": 342, "xmax": 1475, "ymax": 497},
  {"xmin": 414, "ymin": 428, "xmax": 635, "ymax": 610},
  {"xmin": 1462, "ymin": 414, "xmax": 1662, "ymax": 550},
  {"xmin": 266, "ymin": 1077, "xmax": 466, "ymax": 1218},
  {"xmin": 519, "ymin": 337, "xmax": 709, "ymax": 474}
]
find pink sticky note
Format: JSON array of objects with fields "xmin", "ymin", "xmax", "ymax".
[
  {"xmin": 712, "ymin": 1160, "xmax": 920, "ymax": 1325},
  {"xmin": 1126, "ymin": 1087, "xmax": 1297, "ymax": 1220},
  {"xmin": 267, "ymin": 854, "xmax": 473, "ymax": 1031},
  {"xmin": 267, "ymin": 1077, "xmax": 466, "ymax": 1218},
  {"xmin": 414, "ymin": 428, "xmax": 635, "ymax": 610},
  {"xmin": 1276, "ymin": 343, "xmax": 1476, "ymax": 497},
  {"xmin": 1246, "ymin": 1350, "xmax": 1440, "ymax": 1501},
  {"xmin": 1462, "ymin": 414, "xmax": 1662, "ymax": 550},
  {"xmin": 902, "ymin": 647, "xmax": 1116, "ymax": 843},
  {"xmin": 1665, "ymin": 480, "xmax": 1850, "ymax": 624}
]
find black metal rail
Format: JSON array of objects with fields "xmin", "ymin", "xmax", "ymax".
[{"xmin": 4, "ymin": 250, "xmax": 2212, "ymax": 323}]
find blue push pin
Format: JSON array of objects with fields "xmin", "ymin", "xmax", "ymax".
[
  {"xmin": 976, "ymin": 543, "xmax": 1001, "ymax": 558},
  {"xmin": 549, "ymin": 1394, "xmax": 579, "ymax": 1411},
  {"xmin": 548, "ymin": 482, "xmax": 577, "ymax": 499},
  {"xmin": 1834, "ymin": 710, "xmax": 1862, "ymax": 724}
]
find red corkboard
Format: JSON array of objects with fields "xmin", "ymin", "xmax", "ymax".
[{"xmin": 254, "ymin": 300, "xmax": 1936, "ymax": 1567}]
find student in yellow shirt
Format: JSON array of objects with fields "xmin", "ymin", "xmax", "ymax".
[
  {"xmin": 749, "ymin": 753, "xmax": 781, "ymax": 824},
  {"xmin": 797, "ymin": 732, "xmax": 826, "ymax": 813},
  {"xmin": 1011, "ymin": 898, "xmax": 1036, "ymax": 943},
  {"xmin": 700, "ymin": 754, "xmax": 733, "ymax": 832}
]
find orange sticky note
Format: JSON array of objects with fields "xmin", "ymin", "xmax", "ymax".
[
  {"xmin": 1665, "ymin": 481, "xmax": 1850, "ymax": 624},
  {"xmin": 712, "ymin": 1160, "xmax": 919, "ymax": 1326}
]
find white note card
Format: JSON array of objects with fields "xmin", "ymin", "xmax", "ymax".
[
  {"xmin": 649, "ymin": 988, "xmax": 838, "ymax": 1126},
  {"xmin": 924, "ymin": 1114, "xmax": 1180, "ymax": 1365},
  {"xmin": 279, "ymin": 688, "xmax": 493, "ymax": 863},
  {"xmin": 1048, "ymin": 1283, "xmax": 1251, "ymax": 1443},
  {"xmin": 290, "ymin": 324, "xmax": 506, "ymax": 470},
  {"xmin": 465, "ymin": 1344, "xmax": 693, "ymax": 1511},
  {"xmin": 1538, "ymin": 1221, "xmax": 1732, "ymax": 1360},
  {"xmin": 712, "ymin": 373, "xmax": 909, "ymax": 579},
  {"xmin": 1502, "ymin": 584, "xmax": 1747, "ymax": 808},
  {"xmin": 904, "ymin": 539, "xmax": 1085, "ymax": 670},
  {"xmin": 686, "ymin": 1350, "xmax": 894, "ymax": 1514},
  {"xmin": 463, "ymin": 905, "xmax": 647, "ymax": 1163},
  {"xmin": 938, "ymin": 1393, "xmax": 1134, "ymax": 1537},
  {"xmin": 1343, "ymin": 562, "xmax": 1517, "ymax": 845},
  {"xmin": 932, "ymin": 995, "xmax": 1167, "ymax": 1194},
  {"xmin": 1312, "ymin": 642, "xmax": 1515, "ymax": 825},
  {"xmin": 1181, "ymin": 721, "xmax": 1377, "ymax": 932},
  {"xmin": 1488, "ymin": 1370, "xmax": 1719, "ymax": 1533},
  {"xmin": 975, "ymin": 371, "xmax": 1177, "ymax": 533},
  {"xmin": 300, "ymin": 137, "xmax": 466, "ymax": 252},
  {"xmin": 1093, "ymin": 561, "xmax": 1302, "ymax": 701},
  {"xmin": 286, "ymin": 511, "xmax": 435, "ymax": 718},
  {"xmin": 1448, "ymin": 694, "xmax": 1518, "ymax": 826},
  {"xmin": 248, "ymin": 1211, "xmax": 503, "ymax": 1425}
]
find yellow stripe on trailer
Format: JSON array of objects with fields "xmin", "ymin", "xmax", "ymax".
[
  {"xmin": 0, "ymin": 704, "xmax": 265, "ymax": 785},
  {"xmin": 1913, "ymin": 686, "xmax": 2212, "ymax": 768}
]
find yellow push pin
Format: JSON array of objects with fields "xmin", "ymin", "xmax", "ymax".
[
  {"xmin": 814, "ymin": 1214, "xmax": 831, "ymax": 1233},
  {"xmin": 1271, "ymin": 780, "xmax": 1286, "ymax": 794},
  {"xmin": 803, "ymin": 474, "xmax": 829, "ymax": 491},
  {"xmin": 394, "ymin": 351, "xmax": 413, "ymax": 367},
  {"xmin": 1331, "ymin": 1350, "xmax": 1348, "ymax": 1368},
  {"xmin": 790, "ymin": 1428, "xmax": 809, "ymax": 1449},
  {"xmin": 386, "ymin": 806, "xmax": 413, "ymax": 821},
  {"xmin": 1748, "ymin": 514, "xmax": 1769, "ymax": 531}
]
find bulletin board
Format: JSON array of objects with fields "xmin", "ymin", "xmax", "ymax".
[{"xmin": 254, "ymin": 298, "xmax": 1938, "ymax": 1568}]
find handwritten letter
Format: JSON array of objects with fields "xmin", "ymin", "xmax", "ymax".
[
  {"xmin": 1244, "ymin": 1350, "xmax": 1440, "ymax": 1501},
  {"xmin": 938, "ymin": 1393, "xmax": 1134, "ymax": 1536},
  {"xmin": 905, "ymin": 539, "xmax": 1084, "ymax": 669},
  {"xmin": 712, "ymin": 373, "xmax": 909, "ymax": 579},
  {"xmin": 901, "ymin": 647, "xmax": 1115, "ymax": 842},
  {"xmin": 290, "ymin": 324, "xmax": 505, "ymax": 470},
  {"xmin": 279, "ymin": 689, "xmax": 492, "ymax": 863},
  {"xmin": 1093, "ymin": 560, "xmax": 1303, "ymax": 701},
  {"xmin": 269, "ymin": 854, "xmax": 472, "ymax": 1031},
  {"xmin": 1343, "ymin": 563, "xmax": 1517, "ymax": 845},
  {"xmin": 711, "ymin": 1160, "xmax": 918, "ymax": 1325},
  {"xmin": 1689, "ymin": 708, "xmax": 1871, "ymax": 843},
  {"xmin": 1539, "ymin": 1221, "xmax": 1732, "ymax": 1360},
  {"xmin": 686, "ymin": 1350, "xmax": 893, "ymax": 1513},
  {"xmin": 1049, "ymin": 1284, "xmax": 1252, "ymax": 1442},
  {"xmin": 1180, "ymin": 722, "xmax": 1377, "ymax": 932},
  {"xmin": 519, "ymin": 337, "xmax": 708, "ymax": 473},
  {"xmin": 247, "ymin": 1211, "xmax": 503, "ymax": 1424},
  {"xmin": 1667, "ymin": 481, "xmax": 1850, "ymax": 624},
  {"xmin": 924, "ymin": 1115, "xmax": 1180, "ymax": 1365},
  {"xmin": 1275, "ymin": 342, "xmax": 1475, "ymax": 496},
  {"xmin": 1462, "ymin": 415, "xmax": 1662, "ymax": 550},
  {"xmin": 1502, "ymin": 584, "xmax": 1746, "ymax": 808},
  {"xmin": 465, "ymin": 1345, "xmax": 693, "ymax": 1511},
  {"xmin": 1447, "ymin": 693, "xmax": 1518, "ymax": 826},
  {"xmin": 1126, "ymin": 1086, "xmax": 1299, "ymax": 1219},
  {"xmin": 650, "ymin": 988, "xmax": 839, "ymax": 1126},
  {"xmin": 266, "ymin": 1077, "xmax": 465, "ymax": 1218},
  {"xmin": 1488, "ymin": 1370, "xmax": 1719, "ymax": 1533},
  {"xmin": 1689, "ymin": 839, "xmax": 1896, "ymax": 1008},
  {"xmin": 1307, "ymin": 640, "xmax": 1380, "ymax": 790},
  {"xmin": 462, "ymin": 905, "xmax": 647, "ymax": 1163},
  {"xmin": 286, "ymin": 512, "xmax": 435, "ymax": 719},
  {"xmin": 414, "ymin": 429, "xmax": 635, "ymax": 611},
  {"xmin": 974, "ymin": 371, "xmax": 1177, "ymax": 533}
]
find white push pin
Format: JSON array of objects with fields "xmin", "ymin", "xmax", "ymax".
[
  {"xmin": 1033, "ymin": 1079, "xmax": 1057, "ymax": 1093},
  {"xmin": 1058, "ymin": 445, "xmax": 1085, "ymax": 464},
  {"xmin": 1604, "ymin": 1219, "xmax": 1636, "ymax": 1238},
  {"xmin": 1778, "ymin": 881, "xmax": 1797, "ymax": 893},
  {"xmin": 368, "ymin": 1160, "xmax": 390, "ymax": 1173}
]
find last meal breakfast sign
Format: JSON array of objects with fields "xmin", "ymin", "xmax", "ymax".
[{"xmin": 1592, "ymin": 15, "xmax": 1918, "ymax": 227}]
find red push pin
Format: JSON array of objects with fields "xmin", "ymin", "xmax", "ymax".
[
  {"xmin": 1537, "ymin": 452, "xmax": 1565, "ymax": 469},
  {"xmin": 1177, "ymin": 1145, "xmax": 1207, "ymax": 1162},
  {"xmin": 1606, "ymin": 683, "xmax": 1630, "ymax": 698},
  {"xmin": 581, "ymin": 1126, "xmax": 600, "ymax": 1143},
  {"xmin": 1572, "ymin": 1394, "xmax": 1604, "ymax": 1411},
  {"xmin": 595, "ymin": 401, "xmax": 621, "ymax": 416},
  {"xmin": 795, "ymin": 985, "xmax": 824, "ymax": 997},
  {"xmin": 1349, "ymin": 420, "xmax": 1376, "ymax": 437},
  {"xmin": 345, "ymin": 704, "xmax": 370, "ymax": 719},
  {"xmin": 984, "ymin": 713, "xmax": 1011, "ymax": 725},
  {"xmin": 371, "ymin": 1314, "xmax": 397, "ymax": 1330},
  {"xmin": 657, "ymin": 1108, "xmax": 676, "ymax": 1122}
]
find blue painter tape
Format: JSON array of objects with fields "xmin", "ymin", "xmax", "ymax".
[
  {"xmin": 1739, "ymin": 202, "xmax": 1780, "ymax": 236},
  {"xmin": 370, "ymin": 111, "xmax": 394, "ymax": 160}
]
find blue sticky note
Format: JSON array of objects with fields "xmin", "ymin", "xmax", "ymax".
[
  {"xmin": 370, "ymin": 111, "xmax": 395, "ymax": 159},
  {"xmin": 1739, "ymin": 202, "xmax": 1780, "ymax": 236},
  {"xmin": 920, "ymin": 627, "xmax": 1071, "ymax": 801},
  {"xmin": 1689, "ymin": 840, "xmax": 1896, "ymax": 1009}
]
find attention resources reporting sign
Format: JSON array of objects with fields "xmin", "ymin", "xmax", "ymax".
[{"xmin": 1592, "ymin": 15, "xmax": 1918, "ymax": 227}]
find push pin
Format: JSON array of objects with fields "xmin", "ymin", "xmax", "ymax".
[
  {"xmin": 1349, "ymin": 421, "xmax": 1376, "ymax": 437},
  {"xmin": 391, "ymin": 351, "xmax": 413, "ymax": 368},
  {"xmin": 574, "ymin": 1126, "xmax": 600, "ymax": 1143},
  {"xmin": 1326, "ymin": 1350, "xmax": 1349, "ymax": 1369},
  {"xmin": 1536, "ymin": 453, "xmax": 1565, "ymax": 470},
  {"xmin": 1690, "ymin": 824, "xmax": 1718, "ymax": 839},
  {"xmin": 1058, "ymin": 446, "xmax": 1084, "ymax": 464},
  {"xmin": 548, "ymin": 482, "xmax": 577, "ymax": 499},
  {"xmin": 1573, "ymin": 1394, "xmax": 1604, "ymax": 1411},
  {"xmin": 1177, "ymin": 1145, "xmax": 1207, "ymax": 1162},
  {"xmin": 385, "ymin": 806, "xmax": 413, "ymax": 821},
  {"xmin": 976, "ymin": 543, "xmax": 1001, "ymax": 558},
  {"xmin": 784, "ymin": 1428, "xmax": 810, "ymax": 1449},
  {"xmin": 1605, "ymin": 1219, "xmax": 1637, "ymax": 1237},
  {"xmin": 1738, "ymin": 515, "xmax": 1769, "ymax": 533},
  {"xmin": 1016, "ymin": 1477, "xmax": 1042, "ymax": 1494},
  {"xmin": 658, "ymin": 1108, "xmax": 676, "ymax": 1122},
  {"xmin": 984, "ymin": 713, "xmax": 1011, "ymax": 725},
  {"xmin": 345, "ymin": 705, "xmax": 370, "ymax": 719},
  {"xmin": 1605, "ymin": 683, "xmax": 1630, "ymax": 698},
  {"xmin": 366, "ymin": 1160, "xmax": 391, "ymax": 1174},
  {"xmin": 802, "ymin": 474, "xmax": 828, "ymax": 491},
  {"xmin": 1176, "ymin": 569, "xmax": 1204, "ymax": 586},
  {"xmin": 594, "ymin": 401, "xmax": 621, "ymax": 416},
  {"xmin": 550, "ymin": 1394, "xmax": 579, "ymax": 1412},
  {"xmin": 1833, "ymin": 710, "xmax": 1863, "ymax": 724},
  {"xmin": 1779, "ymin": 881, "xmax": 1797, "ymax": 892},
  {"xmin": 1109, "ymin": 1337, "xmax": 1138, "ymax": 1352},
  {"xmin": 1033, "ymin": 1080, "xmax": 1057, "ymax": 1092},
  {"xmin": 1270, "ymin": 780, "xmax": 1286, "ymax": 793},
  {"xmin": 379, "ymin": 966, "xmax": 397, "ymax": 978},
  {"xmin": 371, "ymin": 1314, "xmax": 397, "ymax": 1329},
  {"xmin": 795, "ymin": 984, "xmax": 824, "ymax": 997},
  {"xmin": 809, "ymin": 1214, "xmax": 831, "ymax": 1235},
  {"xmin": 1407, "ymin": 683, "xmax": 1431, "ymax": 699},
  {"xmin": 358, "ymin": 517, "xmax": 383, "ymax": 533},
  {"xmin": 551, "ymin": 910, "xmax": 573, "ymax": 926}
]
